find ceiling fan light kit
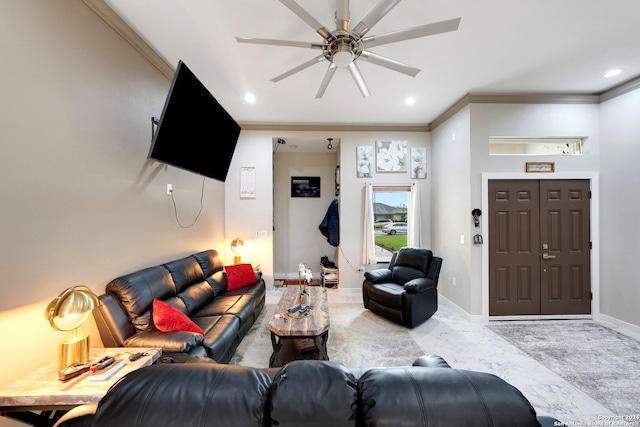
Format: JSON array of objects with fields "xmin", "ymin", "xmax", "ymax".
[{"xmin": 237, "ymin": 0, "xmax": 461, "ymax": 98}]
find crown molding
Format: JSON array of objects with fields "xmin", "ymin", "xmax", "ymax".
[
  {"xmin": 598, "ymin": 75, "xmax": 640, "ymax": 102},
  {"xmin": 81, "ymin": 0, "xmax": 174, "ymax": 80},
  {"xmin": 238, "ymin": 123, "xmax": 430, "ymax": 132},
  {"xmin": 430, "ymin": 92, "xmax": 603, "ymax": 131}
]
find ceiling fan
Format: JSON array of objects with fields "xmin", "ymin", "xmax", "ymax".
[{"xmin": 236, "ymin": 0, "xmax": 461, "ymax": 98}]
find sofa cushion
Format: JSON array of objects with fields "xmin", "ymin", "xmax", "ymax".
[
  {"xmin": 92, "ymin": 364, "xmax": 271, "ymax": 427},
  {"xmin": 153, "ymin": 299, "xmax": 204, "ymax": 335},
  {"xmin": 394, "ymin": 247, "xmax": 432, "ymax": 271},
  {"xmin": 225, "ymin": 263, "xmax": 256, "ymax": 290},
  {"xmin": 192, "ymin": 249, "xmax": 224, "ymax": 277},
  {"xmin": 270, "ymin": 360, "xmax": 358, "ymax": 427},
  {"xmin": 206, "ymin": 270, "xmax": 228, "ymax": 296},
  {"xmin": 106, "ymin": 266, "xmax": 176, "ymax": 332},
  {"xmin": 177, "ymin": 281, "xmax": 215, "ymax": 314},
  {"xmin": 163, "ymin": 256, "xmax": 205, "ymax": 294},
  {"xmin": 359, "ymin": 367, "xmax": 540, "ymax": 427}
]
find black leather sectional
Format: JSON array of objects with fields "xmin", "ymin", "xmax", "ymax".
[
  {"xmin": 92, "ymin": 249, "xmax": 265, "ymax": 363},
  {"xmin": 55, "ymin": 355, "xmax": 561, "ymax": 427}
]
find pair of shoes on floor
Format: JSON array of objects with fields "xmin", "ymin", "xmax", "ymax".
[{"xmin": 321, "ymin": 256, "xmax": 337, "ymax": 269}]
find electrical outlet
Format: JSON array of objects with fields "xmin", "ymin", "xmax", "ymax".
[{"xmin": 166, "ymin": 184, "xmax": 172, "ymax": 195}]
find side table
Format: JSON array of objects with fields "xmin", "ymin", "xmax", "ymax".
[{"xmin": 0, "ymin": 347, "xmax": 161, "ymax": 427}]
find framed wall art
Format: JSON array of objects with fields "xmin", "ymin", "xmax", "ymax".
[
  {"xmin": 410, "ymin": 147, "xmax": 427, "ymax": 179},
  {"xmin": 525, "ymin": 161, "xmax": 555, "ymax": 173},
  {"xmin": 240, "ymin": 166, "xmax": 256, "ymax": 198},
  {"xmin": 376, "ymin": 140, "xmax": 408, "ymax": 173},
  {"xmin": 291, "ymin": 176, "xmax": 320, "ymax": 198},
  {"xmin": 356, "ymin": 145, "xmax": 373, "ymax": 177}
]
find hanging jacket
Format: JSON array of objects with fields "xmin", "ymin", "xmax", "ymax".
[{"xmin": 319, "ymin": 199, "xmax": 339, "ymax": 246}]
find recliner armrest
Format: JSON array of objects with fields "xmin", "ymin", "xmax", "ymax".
[
  {"xmin": 403, "ymin": 277, "xmax": 437, "ymax": 294},
  {"xmin": 364, "ymin": 269, "xmax": 393, "ymax": 283},
  {"xmin": 123, "ymin": 330, "xmax": 204, "ymax": 353}
]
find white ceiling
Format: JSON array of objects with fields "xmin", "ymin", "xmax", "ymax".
[{"xmin": 103, "ymin": 0, "xmax": 640, "ymax": 132}]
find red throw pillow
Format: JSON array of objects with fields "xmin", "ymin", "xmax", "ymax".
[
  {"xmin": 226, "ymin": 263, "xmax": 256, "ymax": 291},
  {"xmin": 152, "ymin": 299, "xmax": 204, "ymax": 335}
]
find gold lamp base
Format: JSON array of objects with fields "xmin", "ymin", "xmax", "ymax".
[
  {"xmin": 234, "ymin": 255, "xmax": 242, "ymax": 264},
  {"xmin": 58, "ymin": 333, "xmax": 90, "ymax": 371}
]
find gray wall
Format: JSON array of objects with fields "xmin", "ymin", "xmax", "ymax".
[
  {"xmin": 599, "ymin": 88, "xmax": 640, "ymax": 328},
  {"xmin": 0, "ymin": 0, "xmax": 227, "ymax": 402}
]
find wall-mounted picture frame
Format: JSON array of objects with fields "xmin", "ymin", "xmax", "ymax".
[
  {"xmin": 410, "ymin": 147, "xmax": 427, "ymax": 179},
  {"xmin": 240, "ymin": 166, "xmax": 256, "ymax": 199},
  {"xmin": 525, "ymin": 161, "xmax": 555, "ymax": 173},
  {"xmin": 291, "ymin": 176, "xmax": 321, "ymax": 198},
  {"xmin": 356, "ymin": 146, "xmax": 373, "ymax": 177},
  {"xmin": 376, "ymin": 140, "xmax": 408, "ymax": 173}
]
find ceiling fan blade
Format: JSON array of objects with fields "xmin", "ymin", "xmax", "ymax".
[
  {"xmin": 270, "ymin": 55, "xmax": 326, "ymax": 83},
  {"xmin": 279, "ymin": 0, "xmax": 333, "ymax": 41},
  {"xmin": 347, "ymin": 62, "xmax": 371, "ymax": 98},
  {"xmin": 353, "ymin": 0, "xmax": 401, "ymax": 37},
  {"xmin": 363, "ymin": 17, "xmax": 461, "ymax": 49},
  {"xmin": 315, "ymin": 64, "xmax": 338, "ymax": 98},
  {"xmin": 359, "ymin": 51, "xmax": 420, "ymax": 77},
  {"xmin": 236, "ymin": 36, "xmax": 322, "ymax": 49},
  {"xmin": 336, "ymin": 0, "xmax": 350, "ymax": 32}
]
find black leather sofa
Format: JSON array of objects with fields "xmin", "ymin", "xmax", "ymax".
[
  {"xmin": 54, "ymin": 355, "xmax": 561, "ymax": 427},
  {"xmin": 363, "ymin": 247, "xmax": 442, "ymax": 328},
  {"xmin": 92, "ymin": 249, "xmax": 265, "ymax": 363}
]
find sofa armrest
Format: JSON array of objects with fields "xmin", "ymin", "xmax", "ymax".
[
  {"xmin": 364, "ymin": 269, "xmax": 393, "ymax": 283},
  {"xmin": 403, "ymin": 277, "xmax": 437, "ymax": 294},
  {"xmin": 52, "ymin": 404, "xmax": 96, "ymax": 427},
  {"xmin": 123, "ymin": 330, "xmax": 204, "ymax": 353}
]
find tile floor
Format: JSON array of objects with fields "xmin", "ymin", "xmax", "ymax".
[{"xmin": 266, "ymin": 285, "xmax": 640, "ymax": 426}]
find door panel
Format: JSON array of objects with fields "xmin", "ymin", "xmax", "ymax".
[
  {"xmin": 539, "ymin": 180, "xmax": 591, "ymax": 314},
  {"xmin": 489, "ymin": 179, "xmax": 591, "ymax": 316},
  {"xmin": 489, "ymin": 180, "xmax": 541, "ymax": 315}
]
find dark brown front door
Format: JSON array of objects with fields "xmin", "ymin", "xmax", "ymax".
[{"xmin": 489, "ymin": 179, "xmax": 591, "ymax": 316}]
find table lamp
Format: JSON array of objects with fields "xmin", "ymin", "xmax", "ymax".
[
  {"xmin": 230, "ymin": 238, "xmax": 244, "ymax": 264},
  {"xmin": 45, "ymin": 285, "xmax": 99, "ymax": 371}
]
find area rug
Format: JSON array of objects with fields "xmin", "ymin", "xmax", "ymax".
[
  {"xmin": 230, "ymin": 303, "xmax": 424, "ymax": 368},
  {"xmin": 487, "ymin": 321, "xmax": 640, "ymax": 416}
]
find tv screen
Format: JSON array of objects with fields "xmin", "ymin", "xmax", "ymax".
[{"xmin": 148, "ymin": 60, "xmax": 241, "ymax": 182}]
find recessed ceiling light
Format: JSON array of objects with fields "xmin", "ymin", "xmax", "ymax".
[
  {"xmin": 244, "ymin": 93, "xmax": 256, "ymax": 103},
  {"xmin": 603, "ymin": 69, "xmax": 622, "ymax": 78},
  {"xmin": 405, "ymin": 97, "xmax": 416, "ymax": 105}
]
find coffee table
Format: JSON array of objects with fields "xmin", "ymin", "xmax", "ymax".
[{"xmin": 268, "ymin": 286, "xmax": 330, "ymax": 368}]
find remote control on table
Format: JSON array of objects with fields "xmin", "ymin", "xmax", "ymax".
[
  {"xmin": 287, "ymin": 304, "xmax": 302, "ymax": 314},
  {"xmin": 129, "ymin": 352, "xmax": 144, "ymax": 362},
  {"xmin": 95, "ymin": 356, "xmax": 115, "ymax": 370}
]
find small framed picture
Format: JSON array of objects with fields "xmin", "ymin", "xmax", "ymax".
[
  {"xmin": 291, "ymin": 176, "xmax": 320, "ymax": 198},
  {"xmin": 356, "ymin": 146, "xmax": 373, "ymax": 177},
  {"xmin": 410, "ymin": 147, "xmax": 427, "ymax": 179},
  {"xmin": 240, "ymin": 166, "xmax": 256, "ymax": 199},
  {"xmin": 525, "ymin": 162, "xmax": 555, "ymax": 173},
  {"xmin": 376, "ymin": 140, "xmax": 408, "ymax": 173}
]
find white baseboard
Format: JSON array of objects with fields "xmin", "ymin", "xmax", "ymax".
[
  {"xmin": 598, "ymin": 313, "xmax": 640, "ymax": 338},
  {"xmin": 442, "ymin": 295, "xmax": 640, "ymax": 338}
]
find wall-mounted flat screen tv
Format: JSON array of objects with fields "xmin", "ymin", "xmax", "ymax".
[{"xmin": 148, "ymin": 60, "xmax": 241, "ymax": 182}]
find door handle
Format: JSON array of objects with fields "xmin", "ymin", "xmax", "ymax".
[{"xmin": 542, "ymin": 253, "xmax": 556, "ymax": 260}]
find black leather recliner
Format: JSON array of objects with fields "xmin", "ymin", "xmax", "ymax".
[{"xmin": 363, "ymin": 247, "xmax": 442, "ymax": 328}]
